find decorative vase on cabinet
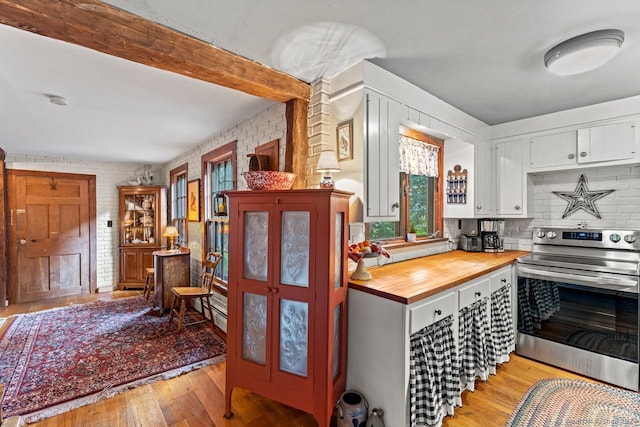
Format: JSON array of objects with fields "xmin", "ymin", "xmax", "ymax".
[
  {"xmin": 224, "ymin": 189, "xmax": 351, "ymax": 427},
  {"xmin": 117, "ymin": 185, "xmax": 167, "ymax": 290}
]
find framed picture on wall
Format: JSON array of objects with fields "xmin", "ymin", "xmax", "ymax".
[
  {"xmin": 187, "ymin": 179, "xmax": 200, "ymax": 222},
  {"xmin": 336, "ymin": 119, "xmax": 353, "ymax": 161}
]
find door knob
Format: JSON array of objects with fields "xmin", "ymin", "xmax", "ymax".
[
  {"xmin": 580, "ymin": 151, "xmax": 587, "ymax": 157},
  {"xmin": 568, "ymin": 153, "xmax": 575, "ymax": 159}
]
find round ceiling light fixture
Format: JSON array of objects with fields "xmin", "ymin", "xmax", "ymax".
[{"xmin": 544, "ymin": 29, "xmax": 625, "ymax": 76}]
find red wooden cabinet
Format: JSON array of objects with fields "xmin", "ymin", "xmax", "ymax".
[{"xmin": 225, "ymin": 189, "xmax": 351, "ymax": 426}]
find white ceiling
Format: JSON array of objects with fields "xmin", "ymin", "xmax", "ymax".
[{"xmin": 3, "ymin": 0, "xmax": 640, "ymax": 163}]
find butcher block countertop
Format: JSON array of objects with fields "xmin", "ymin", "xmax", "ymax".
[{"xmin": 348, "ymin": 250, "xmax": 529, "ymax": 305}]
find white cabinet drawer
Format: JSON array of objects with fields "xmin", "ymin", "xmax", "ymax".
[
  {"xmin": 409, "ymin": 292, "xmax": 456, "ymax": 336},
  {"xmin": 491, "ymin": 267, "xmax": 512, "ymax": 292},
  {"xmin": 458, "ymin": 277, "xmax": 491, "ymax": 309}
]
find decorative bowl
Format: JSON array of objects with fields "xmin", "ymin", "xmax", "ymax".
[{"xmin": 243, "ymin": 171, "xmax": 296, "ymax": 190}]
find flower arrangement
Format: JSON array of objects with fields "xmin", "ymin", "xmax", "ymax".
[{"xmin": 348, "ymin": 240, "xmax": 390, "ymax": 263}]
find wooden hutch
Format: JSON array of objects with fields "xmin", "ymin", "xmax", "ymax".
[{"xmin": 117, "ymin": 185, "xmax": 166, "ymax": 290}]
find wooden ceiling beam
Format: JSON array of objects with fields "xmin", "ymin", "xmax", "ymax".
[{"xmin": 0, "ymin": 0, "xmax": 310, "ymax": 103}]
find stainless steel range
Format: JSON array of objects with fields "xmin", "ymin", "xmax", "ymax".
[{"xmin": 516, "ymin": 227, "xmax": 640, "ymax": 390}]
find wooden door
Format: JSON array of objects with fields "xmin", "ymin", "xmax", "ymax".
[{"xmin": 8, "ymin": 171, "xmax": 95, "ymax": 303}]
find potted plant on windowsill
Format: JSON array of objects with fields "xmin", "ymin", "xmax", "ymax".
[{"xmin": 406, "ymin": 224, "xmax": 417, "ymax": 242}]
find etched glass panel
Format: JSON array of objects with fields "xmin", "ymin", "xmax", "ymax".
[
  {"xmin": 280, "ymin": 211, "xmax": 309, "ymax": 287},
  {"xmin": 242, "ymin": 292, "xmax": 267, "ymax": 364},
  {"xmin": 279, "ymin": 299, "xmax": 308, "ymax": 377},
  {"xmin": 333, "ymin": 304, "xmax": 341, "ymax": 379},
  {"xmin": 334, "ymin": 212, "xmax": 343, "ymax": 289},
  {"xmin": 244, "ymin": 211, "xmax": 269, "ymax": 281}
]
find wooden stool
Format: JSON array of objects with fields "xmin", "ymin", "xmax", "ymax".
[{"xmin": 143, "ymin": 268, "xmax": 155, "ymax": 300}]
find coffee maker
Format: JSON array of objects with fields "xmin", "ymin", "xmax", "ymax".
[{"xmin": 478, "ymin": 219, "xmax": 505, "ymax": 253}]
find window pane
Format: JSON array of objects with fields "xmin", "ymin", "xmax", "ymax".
[
  {"xmin": 408, "ymin": 175, "xmax": 434, "ymax": 236},
  {"xmin": 370, "ymin": 221, "xmax": 400, "ymax": 240}
]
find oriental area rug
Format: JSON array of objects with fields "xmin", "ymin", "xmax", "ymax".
[
  {"xmin": 0, "ymin": 295, "xmax": 226, "ymax": 423},
  {"xmin": 505, "ymin": 378, "xmax": 640, "ymax": 426}
]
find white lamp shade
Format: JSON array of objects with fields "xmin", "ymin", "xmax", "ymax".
[
  {"xmin": 162, "ymin": 226, "xmax": 180, "ymax": 237},
  {"xmin": 544, "ymin": 29, "xmax": 624, "ymax": 76},
  {"xmin": 316, "ymin": 151, "xmax": 341, "ymax": 172}
]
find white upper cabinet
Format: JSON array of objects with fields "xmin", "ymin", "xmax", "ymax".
[
  {"xmin": 528, "ymin": 121, "xmax": 636, "ymax": 171},
  {"xmin": 364, "ymin": 89, "xmax": 401, "ymax": 222},
  {"xmin": 529, "ymin": 131, "xmax": 577, "ymax": 169},
  {"xmin": 443, "ymin": 139, "xmax": 494, "ymax": 218},
  {"xmin": 496, "ymin": 138, "xmax": 529, "ymax": 217},
  {"xmin": 577, "ymin": 121, "xmax": 635, "ymax": 164}
]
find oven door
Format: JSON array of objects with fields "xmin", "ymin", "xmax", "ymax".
[{"xmin": 516, "ymin": 262, "xmax": 639, "ymax": 390}]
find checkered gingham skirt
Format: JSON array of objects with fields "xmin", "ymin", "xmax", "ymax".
[
  {"xmin": 410, "ymin": 315, "xmax": 462, "ymax": 427},
  {"xmin": 490, "ymin": 284, "xmax": 515, "ymax": 365},
  {"xmin": 458, "ymin": 298, "xmax": 494, "ymax": 392}
]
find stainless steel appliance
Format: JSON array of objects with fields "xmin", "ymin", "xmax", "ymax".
[
  {"xmin": 479, "ymin": 219, "xmax": 504, "ymax": 252},
  {"xmin": 460, "ymin": 234, "xmax": 482, "ymax": 252},
  {"xmin": 516, "ymin": 227, "xmax": 640, "ymax": 390}
]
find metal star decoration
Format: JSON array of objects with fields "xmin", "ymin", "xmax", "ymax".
[{"xmin": 552, "ymin": 174, "xmax": 614, "ymax": 219}]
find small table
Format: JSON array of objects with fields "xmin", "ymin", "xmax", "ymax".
[{"xmin": 150, "ymin": 248, "xmax": 190, "ymax": 314}]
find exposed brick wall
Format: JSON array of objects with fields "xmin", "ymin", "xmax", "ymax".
[
  {"xmin": 3, "ymin": 154, "xmax": 153, "ymax": 291},
  {"xmin": 162, "ymin": 103, "xmax": 287, "ymax": 284},
  {"xmin": 307, "ymin": 79, "xmax": 332, "ymax": 187}
]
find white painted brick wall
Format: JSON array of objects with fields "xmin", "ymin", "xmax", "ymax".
[
  {"xmin": 4, "ymin": 154, "xmax": 152, "ymax": 291},
  {"xmin": 162, "ymin": 103, "xmax": 287, "ymax": 284}
]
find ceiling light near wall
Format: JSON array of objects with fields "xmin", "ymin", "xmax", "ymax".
[{"xmin": 544, "ymin": 29, "xmax": 625, "ymax": 76}]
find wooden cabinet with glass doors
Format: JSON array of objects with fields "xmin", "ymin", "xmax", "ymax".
[
  {"xmin": 224, "ymin": 189, "xmax": 351, "ymax": 427},
  {"xmin": 117, "ymin": 186, "xmax": 167, "ymax": 289}
]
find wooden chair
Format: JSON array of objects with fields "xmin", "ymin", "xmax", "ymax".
[
  {"xmin": 143, "ymin": 267, "xmax": 155, "ymax": 300},
  {"xmin": 168, "ymin": 252, "xmax": 222, "ymax": 332}
]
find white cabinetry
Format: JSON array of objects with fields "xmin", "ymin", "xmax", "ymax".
[
  {"xmin": 529, "ymin": 121, "xmax": 636, "ymax": 170},
  {"xmin": 496, "ymin": 139, "xmax": 531, "ymax": 217},
  {"xmin": 443, "ymin": 139, "xmax": 494, "ymax": 218},
  {"xmin": 365, "ymin": 89, "xmax": 401, "ymax": 222},
  {"xmin": 347, "ymin": 266, "xmax": 514, "ymax": 426},
  {"xmin": 529, "ymin": 131, "xmax": 577, "ymax": 169},
  {"xmin": 577, "ymin": 120, "xmax": 635, "ymax": 163}
]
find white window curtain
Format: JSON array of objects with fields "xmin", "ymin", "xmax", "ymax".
[{"xmin": 399, "ymin": 135, "xmax": 439, "ymax": 177}]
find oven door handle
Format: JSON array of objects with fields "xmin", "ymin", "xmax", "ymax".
[{"xmin": 517, "ymin": 265, "xmax": 639, "ymax": 291}]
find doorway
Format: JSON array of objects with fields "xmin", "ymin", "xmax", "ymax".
[{"xmin": 7, "ymin": 170, "xmax": 96, "ymax": 303}]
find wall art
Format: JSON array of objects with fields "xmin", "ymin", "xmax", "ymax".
[{"xmin": 552, "ymin": 174, "xmax": 614, "ymax": 219}]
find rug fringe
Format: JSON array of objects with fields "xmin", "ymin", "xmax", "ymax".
[{"xmin": 21, "ymin": 354, "xmax": 226, "ymax": 424}]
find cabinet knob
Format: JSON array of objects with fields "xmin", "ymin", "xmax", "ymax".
[
  {"xmin": 391, "ymin": 202, "xmax": 399, "ymax": 211},
  {"xmin": 271, "ymin": 287, "xmax": 280, "ymax": 294},
  {"xmin": 474, "ymin": 291, "xmax": 482, "ymax": 297},
  {"xmin": 476, "ymin": 205, "xmax": 482, "ymax": 210},
  {"xmin": 434, "ymin": 309, "xmax": 442, "ymax": 316},
  {"xmin": 501, "ymin": 278, "xmax": 507, "ymax": 283},
  {"xmin": 580, "ymin": 151, "xmax": 587, "ymax": 157},
  {"xmin": 568, "ymin": 153, "xmax": 575, "ymax": 159},
  {"xmin": 514, "ymin": 205, "xmax": 521, "ymax": 210}
]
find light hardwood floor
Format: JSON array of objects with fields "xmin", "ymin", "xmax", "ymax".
[{"xmin": 1, "ymin": 291, "xmax": 590, "ymax": 427}]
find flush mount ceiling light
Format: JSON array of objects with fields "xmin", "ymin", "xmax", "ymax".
[{"xmin": 544, "ymin": 29, "xmax": 625, "ymax": 76}]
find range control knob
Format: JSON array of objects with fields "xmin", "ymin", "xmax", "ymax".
[
  {"xmin": 535, "ymin": 230, "xmax": 546, "ymax": 238},
  {"xmin": 609, "ymin": 233, "xmax": 621, "ymax": 243},
  {"xmin": 546, "ymin": 231, "xmax": 557, "ymax": 239},
  {"xmin": 624, "ymin": 234, "xmax": 638, "ymax": 244}
]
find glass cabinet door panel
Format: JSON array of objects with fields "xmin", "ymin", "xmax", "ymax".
[
  {"xmin": 242, "ymin": 292, "xmax": 267, "ymax": 364},
  {"xmin": 279, "ymin": 299, "xmax": 309, "ymax": 377},
  {"xmin": 333, "ymin": 304, "xmax": 341, "ymax": 379},
  {"xmin": 280, "ymin": 211, "xmax": 310, "ymax": 287},
  {"xmin": 334, "ymin": 212, "xmax": 343, "ymax": 289},
  {"xmin": 244, "ymin": 211, "xmax": 269, "ymax": 281}
]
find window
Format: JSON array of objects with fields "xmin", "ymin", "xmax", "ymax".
[
  {"xmin": 369, "ymin": 128, "xmax": 443, "ymax": 241},
  {"xmin": 169, "ymin": 164, "xmax": 188, "ymax": 247},
  {"xmin": 202, "ymin": 141, "xmax": 237, "ymax": 283}
]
